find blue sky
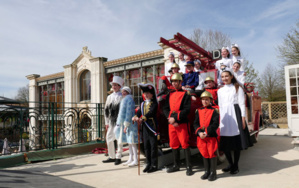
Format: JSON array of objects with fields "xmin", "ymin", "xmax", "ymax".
[{"xmin": 0, "ymin": 0, "xmax": 298, "ymax": 98}]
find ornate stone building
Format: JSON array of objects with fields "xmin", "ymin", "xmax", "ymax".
[{"xmin": 26, "ymin": 45, "xmax": 180, "ymax": 147}]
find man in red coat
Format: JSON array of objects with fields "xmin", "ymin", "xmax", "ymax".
[
  {"xmin": 193, "ymin": 91, "xmax": 219, "ymax": 181},
  {"xmin": 163, "ymin": 73, "xmax": 193, "ymax": 176}
]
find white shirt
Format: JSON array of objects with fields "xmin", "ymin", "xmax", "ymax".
[
  {"xmin": 104, "ymin": 91, "xmax": 122, "ymax": 125},
  {"xmin": 215, "ymin": 57, "xmax": 233, "ymax": 71},
  {"xmin": 234, "ymin": 70, "xmax": 245, "ymax": 85},
  {"xmin": 232, "ymin": 56, "xmax": 244, "ymax": 71},
  {"xmin": 179, "ymin": 60, "xmax": 186, "ymax": 73},
  {"xmin": 195, "ymin": 73, "xmax": 204, "ymax": 90},
  {"xmin": 218, "ymin": 84, "xmax": 245, "ymax": 136}
]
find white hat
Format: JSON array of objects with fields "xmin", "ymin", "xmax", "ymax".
[
  {"xmin": 194, "ymin": 59, "xmax": 201, "ymax": 64},
  {"xmin": 122, "ymin": 86, "xmax": 131, "ymax": 94},
  {"xmin": 221, "ymin": 67, "xmax": 234, "ymax": 75},
  {"xmin": 168, "ymin": 52, "xmax": 175, "ymax": 57},
  {"xmin": 222, "ymin": 46, "xmax": 230, "ymax": 51},
  {"xmin": 110, "ymin": 76, "xmax": 124, "ymax": 87},
  {"xmin": 233, "ymin": 60, "xmax": 242, "ymax": 67},
  {"xmin": 231, "ymin": 43, "xmax": 239, "ymax": 48}
]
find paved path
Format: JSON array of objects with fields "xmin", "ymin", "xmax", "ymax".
[{"xmin": 1, "ymin": 128, "xmax": 299, "ymax": 188}]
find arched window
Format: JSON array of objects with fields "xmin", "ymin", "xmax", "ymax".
[{"xmin": 80, "ymin": 70, "xmax": 91, "ymax": 101}]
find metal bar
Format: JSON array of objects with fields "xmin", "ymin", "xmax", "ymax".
[
  {"xmin": 51, "ymin": 102, "xmax": 54, "ymax": 149},
  {"xmin": 174, "ymin": 33, "xmax": 213, "ymax": 60},
  {"xmin": 48, "ymin": 102, "xmax": 50, "ymax": 149},
  {"xmin": 160, "ymin": 37, "xmax": 193, "ymax": 57}
]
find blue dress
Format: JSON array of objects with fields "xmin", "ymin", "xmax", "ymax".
[{"xmin": 115, "ymin": 95, "xmax": 138, "ymax": 144}]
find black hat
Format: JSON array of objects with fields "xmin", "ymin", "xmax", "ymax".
[{"xmin": 138, "ymin": 83, "xmax": 157, "ymax": 101}]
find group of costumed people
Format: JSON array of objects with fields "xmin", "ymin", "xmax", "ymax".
[{"xmin": 102, "ymin": 43, "xmax": 252, "ymax": 182}]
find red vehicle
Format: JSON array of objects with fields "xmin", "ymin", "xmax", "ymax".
[{"xmin": 156, "ymin": 33, "xmax": 262, "ymax": 148}]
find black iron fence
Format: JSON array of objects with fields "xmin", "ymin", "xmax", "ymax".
[{"xmin": 0, "ymin": 101, "xmax": 105, "ymax": 156}]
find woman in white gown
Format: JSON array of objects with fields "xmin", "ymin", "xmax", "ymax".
[{"xmin": 217, "ymin": 68, "xmax": 251, "ymax": 175}]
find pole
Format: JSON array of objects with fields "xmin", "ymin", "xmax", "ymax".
[{"xmin": 138, "ymin": 120, "xmax": 141, "ymax": 176}]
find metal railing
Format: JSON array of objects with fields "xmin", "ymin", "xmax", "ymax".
[{"xmin": 0, "ymin": 101, "xmax": 105, "ymax": 156}]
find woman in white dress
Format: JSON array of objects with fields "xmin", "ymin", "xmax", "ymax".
[
  {"xmin": 232, "ymin": 60, "xmax": 245, "ymax": 86},
  {"xmin": 217, "ymin": 68, "xmax": 251, "ymax": 175},
  {"xmin": 231, "ymin": 44, "xmax": 244, "ymax": 71},
  {"xmin": 216, "ymin": 47, "xmax": 233, "ymax": 86}
]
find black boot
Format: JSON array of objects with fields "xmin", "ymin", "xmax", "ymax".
[
  {"xmin": 167, "ymin": 149, "xmax": 180, "ymax": 173},
  {"xmin": 208, "ymin": 157, "xmax": 217, "ymax": 181},
  {"xmin": 201, "ymin": 158, "xmax": 210, "ymax": 180},
  {"xmin": 143, "ymin": 164, "xmax": 151, "ymax": 173},
  {"xmin": 185, "ymin": 148, "xmax": 193, "ymax": 176}
]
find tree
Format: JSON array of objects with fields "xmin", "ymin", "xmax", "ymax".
[
  {"xmin": 277, "ymin": 21, "xmax": 299, "ymax": 65},
  {"xmin": 15, "ymin": 84, "xmax": 29, "ymax": 104},
  {"xmin": 257, "ymin": 64, "xmax": 285, "ymax": 101},
  {"xmin": 243, "ymin": 59, "xmax": 259, "ymax": 84},
  {"xmin": 190, "ymin": 28, "xmax": 231, "ymax": 52}
]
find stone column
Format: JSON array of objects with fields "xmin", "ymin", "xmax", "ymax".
[
  {"xmin": 26, "ymin": 74, "xmax": 40, "ymax": 150},
  {"xmin": 90, "ymin": 57, "xmax": 107, "ymax": 140}
]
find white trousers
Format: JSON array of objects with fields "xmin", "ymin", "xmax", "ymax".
[{"xmin": 106, "ymin": 125, "xmax": 123, "ymax": 159}]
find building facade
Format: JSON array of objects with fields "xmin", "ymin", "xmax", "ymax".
[{"xmin": 26, "ymin": 45, "xmax": 179, "ymax": 148}]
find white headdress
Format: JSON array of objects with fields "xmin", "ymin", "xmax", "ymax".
[
  {"xmin": 122, "ymin": 86, "xmax": 131, "ymax": 94},
  {"xmin": 168, "ymin": 52, "xmax": 175, "ymax": 57}
]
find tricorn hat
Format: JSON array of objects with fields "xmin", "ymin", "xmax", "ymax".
[{"xmin": 138, "ymin": 83, "xmax": 157, "ymax": 102}]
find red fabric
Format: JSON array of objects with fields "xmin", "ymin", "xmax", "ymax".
[
  {"xmin": 92, "ymin": 147, "xmax": 129, "ymax": 154},
  {"xmin": 169, "ymin": 123, "xmax": 189, "ymax": 149},
  {"xmin": 161, "ymin": 76, "xmax": 175, "ymax": 90},
  {"xmin": 168, "ymin": 90, "xmax": 185, "ymax": 118},
  {"xmin": 205, "ymin": 88, "xmax": 218, "ymax": 101},
  {"xmin": 197, "ymin": 137, "xmax": 218, "ymax": 158},
  {"xmin": 196, "ymin": 108, "xmax": 218, "ymax": 158},
  {"xmin": 198, "ymin": 108, "xmax": 214, "ymax": 135},
  {"xmin": 168, "ymin": 90, "xmax": 189, "ymax": 149}
]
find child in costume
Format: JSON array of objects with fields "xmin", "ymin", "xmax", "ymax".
[
  {"xmin": 115, "ymin": 86, "xmax": 138, "ymax": 167},
  {"xmin": 132, "ymin": 83, "xmax": 159, "ymax": 173},
  {"xmin": 193, "ymin": 91, "xmax": 219, "ymax": 181},
  {"xmin": 102, "ymin": 76, "xmax": 123, "ymax": 165}
]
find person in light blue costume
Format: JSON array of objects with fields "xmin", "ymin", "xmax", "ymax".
[{"xmin": 115, "ymin": 86, "xmax": 138, "ymax": 167}]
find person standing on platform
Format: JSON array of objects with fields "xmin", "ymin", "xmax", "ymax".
[
  {"xmin": 165, "ymin": 52, "xmax": 176, "ymax": 77},
  {"xmin": 102, "ymin": 76, "xmax": 124, "ymax": 165},
  {"xmin": 218, "ymin": 68, "xmax": 251, "ymax": 175},
  {"xmin": 115, "ymin": 86, "xmax": 138, "ymax": 167},
  {"xmin": 231, "ymin": 44, "xmax": 244, "ymax": 71},
  {"xmin": 178, "ymin": 52, "xmax": 186, "ymax": 73},
  {"xmin": 163, "ymin": 73, "xmax": 193, "ymax": 176},
  {"xmin": 132, "ymin": 83, "xmax": 159, "ymax": 173},
  {"xmin": 194, "ymin": 91, "xmax": 219, "ymax": 181},
  {"xmin": 232, "ymin": 60, "xmax": 245, "ymax": 86}
]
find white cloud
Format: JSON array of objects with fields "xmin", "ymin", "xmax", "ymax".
[{"xmin": 255, "ymin": 0, "xmax": 299, "ymax": 22}]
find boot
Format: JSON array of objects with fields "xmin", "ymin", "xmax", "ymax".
[
  {"xmin": 185, "ymin": 148, "xmax": 193, "ymax": 176},
  {"xmin": 167, "ymin": 149, "xmax": 180, "ymax": 173},
  {"xmin": 208, "ymin": 157, "xmax": 217, "ymax": 181},
  {"xmin": 201, "ymin": 158, "xmax": 210, "ymax": 180}
]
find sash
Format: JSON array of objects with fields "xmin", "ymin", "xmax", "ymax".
[{"xmin": 141, "ymin": 102, "xmax": 157, "ymax": 136}]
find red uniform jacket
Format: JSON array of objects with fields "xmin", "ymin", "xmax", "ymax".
[
  {"xmin": 163, "ymin": 89, "xmax": 191, "ymax": 124},
  {"xmin": 193, "ymin": 106, "xmax": 219, "ymax": 137}
]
